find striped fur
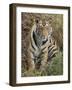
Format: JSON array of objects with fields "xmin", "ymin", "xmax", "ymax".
[
  {"xmin": 27, "ymin": 20, "xmax": 58, "ymax": 71},
  {"xmin": 48, "ymin": 38, "xmax": 58, "ymax": 61}
]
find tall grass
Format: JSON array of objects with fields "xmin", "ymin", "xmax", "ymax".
[{"xmin": 46, "ymin": 52, "xmax": 63, "ymax": 75}]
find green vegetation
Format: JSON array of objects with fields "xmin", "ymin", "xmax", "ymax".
[{"xmin": 46, "ymin": 52, "xmax": 63, "ymax": 75}]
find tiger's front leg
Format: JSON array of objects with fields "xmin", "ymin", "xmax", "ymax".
[{"xmin": 40, "ymin": 50, "xmax": 48, "ymax": 71}]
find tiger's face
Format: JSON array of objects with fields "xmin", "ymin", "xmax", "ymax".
[{"xmin": 34, "ymin": 19, "xmax": 52, "ymax": 46}]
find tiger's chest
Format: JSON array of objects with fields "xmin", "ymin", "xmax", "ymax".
[{"xmin": 31, "ymin": 45, "xmax": 48, "ymax": 64}]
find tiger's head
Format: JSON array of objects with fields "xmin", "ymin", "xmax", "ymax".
[{"xmin": 33, "ymin": 19, "xmax": 53, "ymax": 47}]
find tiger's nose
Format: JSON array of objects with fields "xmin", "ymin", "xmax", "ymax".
[{"xmin": 43, "ymin": 23, "xmax": 45, "ymax": 26}]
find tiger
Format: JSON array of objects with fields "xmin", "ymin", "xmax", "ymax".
[
  {"xmin": 21, "ymin": 15, "xmax": 58, "ymax": 73},
  {"xmin": 26, "ymin": 19, "xmax": 58, "ymax": 71}
]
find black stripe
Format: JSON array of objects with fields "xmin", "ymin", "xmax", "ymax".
[
  {"xmin": 48, "ymin": 49, "xmax": 58, "ymax": 58},
  {"xmin": 33, "ymin": 31, "xmax": 38, "ymax": 47},
  {"xmin": 48, "ymin": 45, "xmax": 55, "ymax": 53},
  {"xmin": 41, "ymin": 46, "xmax": 46, "ymax": 51},
  {"xmin": 42, "ymin": 38, "xmax": 48, "ymax": 45},
  {"xmin": 48, "ymin": 48, "xmax": 58, "ymax": 54},
  {"xmin": 50, "ymin": 51, "xmax": 58, "ymax": 58}
]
